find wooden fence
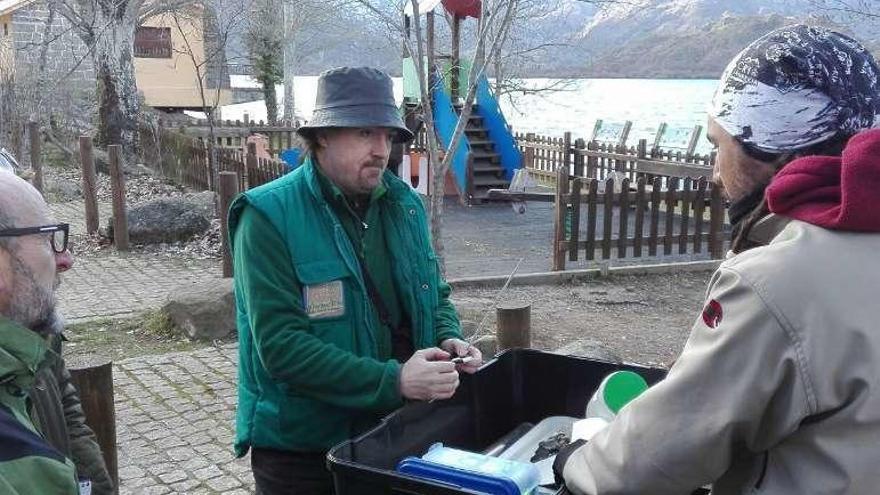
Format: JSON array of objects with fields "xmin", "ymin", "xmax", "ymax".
[
  {"xmin": 140, "ymin": 125, "xmax": 287, "ymax": 193},
  {"xmin": 516, "ymin": 122, "xmax": 716, "ymax": 188},
  {"xmin": 550, "ymin": 167, "xmax": 726, "ymax": 270},
  {"xmin": 166, "ymin": 116, "xmax": 301, "ymax": 161}
]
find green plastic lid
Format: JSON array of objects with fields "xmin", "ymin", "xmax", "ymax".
[{"xmin": 602, "ymin": 371, "xmax": 649, "ymax": 413}]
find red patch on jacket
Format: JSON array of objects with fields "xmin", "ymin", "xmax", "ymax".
[{"xmin": 702, "ymin": 300, "xmax": 723, "ymax": 329}]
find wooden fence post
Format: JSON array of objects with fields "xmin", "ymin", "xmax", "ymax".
[
  {"xmin": 709, "ymin": 185, "xmax": 725, "ymax": 259},
  {"xmin": 68, "ymin": 359, "xmax": 117, "ymax": 494},
  {"xmin": 524, "ymin": 132, "xmax": 535, "ymax": 169},
  {"xmin": 496, "ymin": 302, "xmax": 531, "ymax": 350},
  {"xmin": 219, "ymin": 171, "xmax": 240, "ymax": 278},
  {"xmin": 108, "ymin": 145, "xmax": 129, "ymax": 251},
  {"xmin": 552, "ymin": 166, "xmax": 569, "ymax": 271},
  {"xmin": 637, "ymin": 139, "xmax": 647, "ymax": 159},
  {"xmin": 573, "ymin": 138, "xmax": 586, "ymax": 176},
  {"xmin": 28, "ymin": 122, "xmax": 43, "ymax": 195},
  {"xmin": 79, "ymin": 136, "xmax": 99, "ymax": 235},
  {"xmin": 563, "ymin": 131, "xmax": 572, "ymax": 174},
  {"xmin": 246, "ymin": 142, "xmax": 257, "ymax": 188}
]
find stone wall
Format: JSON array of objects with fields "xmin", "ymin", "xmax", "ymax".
[
  {"xmin": 11, "ymin": 1, "xmax": 95, "ymax": 94},
  {"xmin": 10, "ymin": 1, "xmax": 96, "ymax": 139}
]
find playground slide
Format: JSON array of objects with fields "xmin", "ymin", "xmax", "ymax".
[
  {"xmin": 472, "ymin": 75, "xmax": 522, "ymax": 181},
  {"xmin": 431, "ymin": 75, "xmax": 471, "ymax": 196}
]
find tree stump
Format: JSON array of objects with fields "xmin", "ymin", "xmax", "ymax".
[
  {"xmin": 68, "ymin": 357, "xmax": 118, "ymax": 492},
  {"xmin": 496, "ymin": 302, "xmax": 531, "ymax": 351}
]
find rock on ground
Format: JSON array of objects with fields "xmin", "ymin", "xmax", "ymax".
[
  {"xmin": 44, "ymin": 177, "xmax": 82, "ymax": 202},
  {"xmin": 111, "ymin": 193, "xmax": 215, "ymax": 245},
  {"xmin": 163, "ymin": 278, "xmax": 235, "ymax": 340}
]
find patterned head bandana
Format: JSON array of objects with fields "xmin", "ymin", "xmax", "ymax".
[{"xmin": 710, "ymin": 25, "xmax": 880, "ymax": 153}]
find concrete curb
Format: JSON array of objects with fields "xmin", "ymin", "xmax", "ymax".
[{"xmin": 449, "ymin": 260, "xmax": 721, "ymax": 290}]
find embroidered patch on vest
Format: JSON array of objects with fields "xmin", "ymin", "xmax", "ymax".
[
  {"xmin": 702, "ymin": 299, "xmax": 723, "ymax": 329},
  {"xmin": 304, "ymin": 281, "xmax": 345, "ymax": 319}
]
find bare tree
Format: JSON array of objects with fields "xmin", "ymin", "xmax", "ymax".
[
  {"xmin": 356, "ymin": 0, "xmax": 518, "ymax": 273},
  {"xmin": 1, "ymin": 2, "xmax": 95, "ymax": 163},
  {"xmin": 0, "ymin": 45, "xmax": 19, "ymax": 156},
  {"xmin": 244, "ymin": 0, "xmax": 354, "ymax": 126},
  {"xmin": 247, "ymin": 0, "xmax": 284, "ymax": 124},
  {"xmin": 44, "ymin": 0, "xmax": 203, "ymax": 158},
  {"xmin": 489, "ymin": 0, "xmax": 580, "ymax": 112},
  {"xmin": 279, "ymin": 0, "xmax": 354, "ymax": 124},
  {"xmin": 169, "ymin": 0, "xmax": 244, "ymax": 188}
]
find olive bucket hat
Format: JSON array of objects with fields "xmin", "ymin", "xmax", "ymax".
[{"xmin": 297, "ymin": 67, "xmax": 413, "ymax": 143}]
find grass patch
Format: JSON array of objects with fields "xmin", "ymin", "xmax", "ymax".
[{"xmin": 64, "ymin": 309, "xmax": 220, "ymax": 362}]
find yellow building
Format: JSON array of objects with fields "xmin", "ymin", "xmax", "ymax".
[{"xmin": 0, "ymin": 0, "xmax": 231, "ymax": 110}]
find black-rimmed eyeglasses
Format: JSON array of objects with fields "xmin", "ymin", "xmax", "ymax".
[{"xmin": 0, "ymin": 223, "xmax": 69, "ymax": 254}]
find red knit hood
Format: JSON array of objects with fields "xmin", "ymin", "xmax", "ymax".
[{"xmin": 766, "ymin": 129, "xmax": 880, "ymax": 232}]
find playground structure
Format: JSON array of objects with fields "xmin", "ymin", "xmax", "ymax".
[{"xmin": 402, "ymin": 0, "xmax": 523, "ymax": 204}]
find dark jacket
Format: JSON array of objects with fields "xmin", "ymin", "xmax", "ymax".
[
  {"xmin": 29, "ymin": 334, "xmax": 114, "ymax": 495},
  {"xmin": 0, "ymin": 316, "xmax": 78, "ymax": 495}
]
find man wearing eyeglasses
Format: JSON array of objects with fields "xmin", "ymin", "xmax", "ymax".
[{"xmin": 0, "ymin": 172, "xmax": 113, "ymax": 494}]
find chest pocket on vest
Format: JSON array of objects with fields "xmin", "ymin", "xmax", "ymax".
[{"xmin": 295, "ymin": 260, "xmax": 353, "ymax": 350}]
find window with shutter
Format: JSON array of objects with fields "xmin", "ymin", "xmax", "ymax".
[{"xmin": 134, "ymin": 26, "xmax": 172, "ymax": 58}]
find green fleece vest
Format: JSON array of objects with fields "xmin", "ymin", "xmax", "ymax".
[{"xmin": 229, "ymin": 159, "xmax": 453, "ymax": 454}]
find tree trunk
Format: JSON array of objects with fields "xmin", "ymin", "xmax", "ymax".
[
  {"xmin": 494, "ymin": 56, "xmax": 503, "ymax": 96},
  {"xmin": 429, "ymin": 157, "xmax": 446, "ymax": 274},
  {"xmin": 282, "ymin": 41, "xmax": 296, "ymax": 125},
  {"xmin": 281, "ymin": 0, "xmax": 297, "ymax": 126},
  {"xmin": 263, "ymin": 79, "xmax": 278, "ymax": 125},
  {"xmin": 205, "ymin": 106, "xmax": 218, "ymax": 193},
  {"xmin": 94, "ymin": 22, "xmax": 140, "ymax": 158}
]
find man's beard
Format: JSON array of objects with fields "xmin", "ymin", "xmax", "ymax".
[{"xmin": 5, "ymin": 252, "xmax": 60, "ymax": 336}]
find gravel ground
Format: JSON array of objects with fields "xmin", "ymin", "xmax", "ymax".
[{"xmin": 451, "ymin": 270, "xmax": 713, "ymax": 367}]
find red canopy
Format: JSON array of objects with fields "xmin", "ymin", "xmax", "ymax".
[{"xmin": 442, "ymin": 0, "xmax": 480, "ymax": 18}]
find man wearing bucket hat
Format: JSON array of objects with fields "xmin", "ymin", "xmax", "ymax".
[
  {"xmin": 228, "ymin": 67, "xmax": 482, "ymax": 494},
  {"xmin": 554, "ymin": 25, "xmax": 880, "ymax": 494}
]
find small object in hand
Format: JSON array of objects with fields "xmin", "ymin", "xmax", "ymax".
[
  {"xmin": 451, "ymin": 356, "xmax": 475, "ymax": 365},
  {"xmin": 530, "ymin": 432, "xmax": 571, "ymax": 462}
]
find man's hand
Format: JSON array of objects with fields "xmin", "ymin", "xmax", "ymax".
[
  {"xmin": 440, "ymin": 338, "xmax": 483, "ymax": 374},
  {"xmin": 553, "ymin": 438, "xmax": 587, "ymax": 490},
  {"xmin": 399, "ymin": 348, "xmax": 460, "ymax": 401}
]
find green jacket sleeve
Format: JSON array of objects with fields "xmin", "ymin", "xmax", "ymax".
[
  {"xmin": 55, "ymin": 357, "xmax": 114, "ymax": 495},
  {"xmin": 433, "ymin": 277, "xmax": 463, "ymax": 346},
  {"xmin": 0, "ymin": 457, "xmax": 79, "ymax": 495},
  {"xmin": 0, "ymin": 404, "xmax": 79, "ymax": 495},
  {"xmin": 233, "ymin": 206, "xmax": 403, "ymax": 412}
]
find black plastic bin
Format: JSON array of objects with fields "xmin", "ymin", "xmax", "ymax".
[{"xmin": 327, "ymin": 348, "xmax": 668, "ymax": 494}]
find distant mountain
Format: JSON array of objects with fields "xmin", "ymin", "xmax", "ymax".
[
  {"xmin": 249, "ymin": 0, "xmax": 879, "ymax": 79},
  {"xmin": 564, "ymin": 0, "xmax": 875, "ymax": 78}
]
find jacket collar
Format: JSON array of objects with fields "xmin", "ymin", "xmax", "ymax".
[
  {"xmin": 748, "ymin": 214, "xmax": 792, "ymax": 246},
  {"xmin": 0, "ymin": 316, "xmax": 49, "ymax": 390}
]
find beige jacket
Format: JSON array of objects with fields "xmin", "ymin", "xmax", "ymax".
[{"xmin": 562, "ymin": 216, "xmax": 880, "ymax": 494}]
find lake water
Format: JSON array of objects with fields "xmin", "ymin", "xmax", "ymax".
[{"xmin": 221, "ymin": 76, "xmax": 720, "ymax": 153}]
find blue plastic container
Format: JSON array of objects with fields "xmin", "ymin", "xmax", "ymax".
[{"xmin": 397, "ymin": 444, "xmax": 540, "ymax": 495}]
